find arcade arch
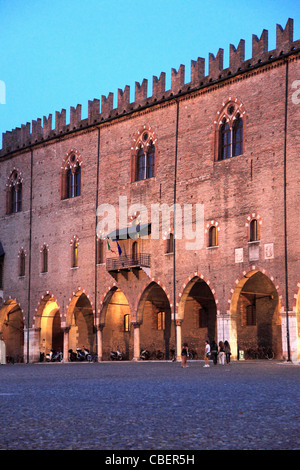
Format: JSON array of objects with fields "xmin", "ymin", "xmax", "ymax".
[
  {"xmin": 0, "ymin": 299, "xmax": 24, "ymax": 362},
  {"xmin": 66, "ymin": 291, "xmax": 95, "ymax": 355},
  {"xmin": 178, "ymin": 276, "xmax": 217, "ymax": 359},
  {"xmin": 137, "ymin": 281, "xmax": 174, "ymax": 360},
  {"xmin": 36, "ymin": 294, "xmax": 63, "ymax": 358},
  {"xmin": 99, "ymin": 287, "xmax": 132, "ymax": 360},
  {"xmin": 230, "ymin": 270, "xmax": 282, "ymax": 359}
]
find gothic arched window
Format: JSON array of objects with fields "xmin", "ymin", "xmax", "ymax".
[
  {"xmin": 215, "ymin": 99, "xmax": 245, "ymax": 161},
  {"xmin": 7, "ymin": 170, "xmax": 22, "ymax": 214},
  {"xmin": 62, "ymin": 150, "xmax": 82, "ymax": 199},
  {"xmin": 132, "ymin": 127, "xmax": 157, "ymax": 182},
  {"xmin": 232, "ymin": 114, "xmax": 243, "ymax": 157}
]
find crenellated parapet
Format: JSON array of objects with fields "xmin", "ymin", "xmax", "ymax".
[{"xmin": 1, "ymin": 18, "xmax": 299, "ymax": 157}]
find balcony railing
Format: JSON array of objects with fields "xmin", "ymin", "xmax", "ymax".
[{"xmin": 106, "ymin": 253, "xmax": 151, "ymax": 272}]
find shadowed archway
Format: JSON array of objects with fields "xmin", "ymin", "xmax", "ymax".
[
  {"xmin": 137, "ymin": 282, "xmax": 174, "ymax": 360},
  {"xmin": 178, "ymin": 276, "xmax": 217, "ymax": 358},
  {"xmin": 230, "ymin": 270, "xmax": 282, "ymax": 359},
  {"xmin": 0, "ymin": 299, "xmax": 24, "ymax": 362}
]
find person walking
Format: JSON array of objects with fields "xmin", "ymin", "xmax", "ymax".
[
  {"xmin": 181, "ymin": 343, "xmax": 188, "ymax": 368},
  {"xmin": 204, "ymin": 340, "xmax": 210, "ymax": 367},
  {"xmin": 210, "ymin": 340, "xmax": 218, "ymax": 365},
  {"xmin": 224, "ymin": 340, "xmax": 231, "ymax": 364},
  {"xmin": 218, "ymin": 341, "xmax": 225, "ymax": 365}
]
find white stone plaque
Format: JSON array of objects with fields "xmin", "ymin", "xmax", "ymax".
[{"xmin": 235, "ymin": 248, "xmax": 243, "ymax": 263}]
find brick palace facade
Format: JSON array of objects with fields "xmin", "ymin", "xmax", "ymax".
[{"xmin": 0, "ymin": 18, "xmax": 299, "ymax": 362}]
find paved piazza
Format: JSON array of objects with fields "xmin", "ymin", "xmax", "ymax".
[{"xmin": 0, "ymin": 360, "xmax": 299, "ymax": 451}]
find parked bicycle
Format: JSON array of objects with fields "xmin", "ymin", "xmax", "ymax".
[
  {"xmin": 244, "ymin": 346, "xmax": 274, "ymax": 360},
  {"xmin": 151, "ymin": 350, "xmax": 164, "ymax": 360}
]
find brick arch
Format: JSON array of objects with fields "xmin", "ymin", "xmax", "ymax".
[
  {"xmin": 98, "ymin": 283, "xmax": 133, "ymax": 326},
  {"xmin": 227, "ymin": 266, "xmax": 284, "ymax": 316},
  {"xmin": 0, "ymin": 297, "xmax": 25, "ymax": 327},
  {"xmin": 177, "ymin": 272, "xmax": 219, "ymax": 320},
  {"xmin": 130, "ymin": 124, "xmax": 159, "ymax": 182},
  {"xmin": 213, "ymin": 96, "xmax": 246, "ymax": 127},
  {"xmin": 33, "ymin": 291, "xmax": 61, "ymax": 329},
  {"xmin": 135, "ymin": 278, "xmax": 172, "ymax": 324},
  {"xmin": 61, "ymin": 148, "xmax": 83, "ymax": 170},
  {"xmin": 65, "ymin": 287, "xmax": 95, "ymax": 327},
  {"xmin": 6, "ymin": 167, "xmax": 24, "ymax": 186}
]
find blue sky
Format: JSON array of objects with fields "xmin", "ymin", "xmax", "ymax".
[{"xmin": 0, "ymin": 0, "xmax": 299, "ymax": 139}]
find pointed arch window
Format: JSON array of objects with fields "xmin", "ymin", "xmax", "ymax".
[
  {"xmin": 62, "ymin": 150, "xmax": 82, "ymax": 200},
  {"xmin": 147, "ymin": 142, "xmax": 155, "ymax": 178},
  {"xmin": 132, "ymin": 241, "xmax": 138, "ymax": 262},
  {"xmin": 7, "ymin": 170, "xmax": 22, "ymax": 214},
  {"xmin": 215, "ymin": 100, "xmax": 245, "ymax": 161},
  {"xmin": 208, "ymin": 226, "xmax": 218, "ymax": 247},
  {"xmin": 71, "ymin": 237, "xmax": 79, "ymax": 268},
  {"xmin": 136, "ymin": 147, "xmax": 146, "ymax": 181},
  {"xmin": 166, "ymin": 233, "xmax": 174, "ymax": 254},
  {"xmin": 96, "ymin": 238, "xmax": 104, "ymax": 264},
  {"xmin": 233, "ymin": 114, "xmax": 243, "ymax": 157},
  {"xmin": 219, "ymin": 120, "xmax": 231, "ymax": 160},
  {"xmin": 249, "ymin": 219, "xmax": 259, "ymax": 242},
  {"xmin": 19, "ymin": 250, "xmax": 26, "ymax": 277},
  {"xmin": 41, "ymin": 245, "xmax": 48, "ymax": 273},
  {"xmin": 132, "ymin": 128, "xmax": 157, "ymax": 182}
]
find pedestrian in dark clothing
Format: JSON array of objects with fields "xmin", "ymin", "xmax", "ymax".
[
  {"xmin": 181, "ymin": 343, "xmax": 188, "ymax": 368},
  {"xmin": 210, "ymin": 340, "xmax": 218, "ymax": 365},
  {"xmin": 224, "ymin": 340, "xmax": 231, "ymax": 364}
]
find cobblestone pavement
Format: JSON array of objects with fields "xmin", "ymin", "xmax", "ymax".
[{"xmin": 0, "ymin": 360, "xmax": 299, "ymax": 450}]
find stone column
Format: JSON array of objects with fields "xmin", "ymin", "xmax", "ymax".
[
  {"xmin": 281, "ymin": 311, "xmax": 297, "ymax": 362},
  {"xmin": 217, "ymin": 312, "xmax": 237, "ymax": 360},
  {"xmin": 176, "ymin": 320, "xmax": 182, "ymax": 362},
  {"xmin": 133, "ymin": 322, "xmax": 140, "ymax": 361},
  {"xmin": 24, "ymin": 327, "xmax": 41, "ymax": 363},
  {"xmin": 97, "ymin": 325, "xmax": 103, "ymax": 361},
  {"xmin": 62, "ymin": 326, "xmax": 70, "ymax": 362}
]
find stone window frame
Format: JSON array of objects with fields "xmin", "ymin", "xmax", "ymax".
[
  {"xmin": 70, "ymin": 235, "xmax": 79, "ymax": 269},
  {"xmin": 6, "ymin": 168, "xmax": 23, "ymax": 214},
  {"xmin": 18, "ymin": 247, "xmax": 26, "ymax": 277},
  {"xmin": 40, "ymin": 244, "xmax": 49, "ymax": 274},
  {"xmin": 205, "ymin": 220, "xmax": 220, "ymax": 248},
  {"xmin": 61, "ymin": 148, "xmax": 82, "ymax": 200},
  {"xmin": 245, "ymin": 213, "xmax": 262, "ymax": 243},
  {"xmin": 213, "ymin": 97, "xmax": 246, "ymax": 162},
  {"xmin": 130, "ymin": 125, "xmax": 158, "ymax": 182}
]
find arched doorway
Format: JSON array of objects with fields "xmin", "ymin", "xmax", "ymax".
[
  {"xmin": 137, "ymin": 282, "xmax": 174, "ymax": 359},
  {"xmin": 38, "ymin": 295, "xmax": 63, "ymax": 358},
  {"xmin": 230, "ymin": 270, "xmax": 282, "ymax": 359},
  {"xmin": 100, "ymin": 287, "xmax": 132, "ymax": 360},
  {"xmin": 0, "ymin": 300, "xmax": 24, "ymax": 362},
  {"xmin": 178, "ymin": 277, "xmax": 217, "ymax": 359},
  {"xmin": 67, "ymin": 291, "xmax": 95, "ymax": 355}
]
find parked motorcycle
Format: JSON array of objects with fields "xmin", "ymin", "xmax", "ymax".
[
  {"xmin": 82, "ymin": 347, "xmax": 98, "ymax": 362},
  {"xmin": 68, "ymin": 349, "xmax": 79, "ymax": 361},
  {"xmin": 46, "ymin": 349, "xmax": 63, "ymax": 362},
  {"xmin": 110, "ymin": 350, "xmax": 124, "ymax": 360},
  {"xmin": 76, "ymin": 348, "xmax": 86, "ymax": 361},
  {"xmin": 68, "ymin": 348, "xmax": 97, "ymax": 362},
  {"xmin": 140, "ymin": 349, "xmax": 150, "ymax": 360}
]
